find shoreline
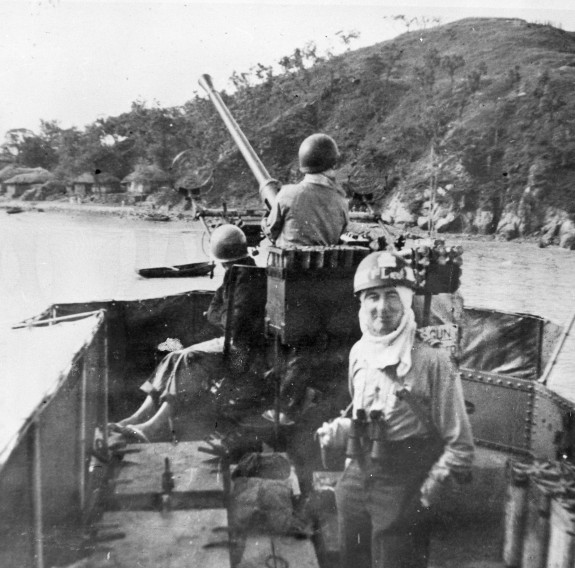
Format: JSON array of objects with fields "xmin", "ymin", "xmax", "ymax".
[
  {"xmin": 0, "ymin": 198, "xmax": 547, "ymax": 247},
  {"xmin": 0, "ymin": 198, "xmax": 198, "ymax": 222}
]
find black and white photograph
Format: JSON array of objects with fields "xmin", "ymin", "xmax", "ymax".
[{"xmin": 1, "ymin": 1, "xmax": 575, "ymax": 566}]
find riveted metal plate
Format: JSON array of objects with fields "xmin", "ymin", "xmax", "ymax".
[
  {"xmin": 531, "ymin": 382, "xmax": 575, "ymax": 460},
  {"xmin": 460, "ymin": 368, "xmax": 535, "ymax": 453}
]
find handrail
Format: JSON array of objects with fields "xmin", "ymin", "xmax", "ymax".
[
  {"xmin": 11, "ymin": 309, "xmax": 105, "ymax": 329},
  {"xmin": 539, "ymin": 307, "xmax": 575, "ymax": 385}
]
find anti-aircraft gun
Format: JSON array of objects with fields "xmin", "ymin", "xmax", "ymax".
[
  {"xmin": 198, "ymin": 72, "xmax": 466, "ymax": 459},
  {"xmin": 198, "ymin": 74, "xmax": 463, "ymax": 335}
]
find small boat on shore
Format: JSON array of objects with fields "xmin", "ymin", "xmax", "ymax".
[
  {"xmin": 137, "ymin": 260, "xmax": 215, "ymax": 278},
  {"xmin": 6, "ymin": 206, "xmax": 25, "ymax": 214},
  {"xmin": 144, "ymin": 212, "xmax": 171, "ymax": 222}
]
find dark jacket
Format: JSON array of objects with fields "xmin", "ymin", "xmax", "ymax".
[
  {"xmin": 206, "ymin": 256, "xmax": 266, "ymax": 352},
  {"xmin": 265, "ymin": 173, "xmax": 349, "ymax": 247}
]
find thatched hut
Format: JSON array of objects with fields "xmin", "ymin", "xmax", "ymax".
[
  {"xmin": 21, "ymin": 180, "xmax": 68, "ymax": 201},
  {"xmin": 121, "ymin": 165, "xmax": 171, "ymax": 196},
  {"xmin": 0, "ymin": 165, "xmax": 37, "ymax": 194},
  {"xmin": 4, "ymin": 168, "xmax": 54, "ymax": 198},
  {"xmin": 72, "ymin": 173, "xmax": 95, "ymax": 197},
  {"xmin": 94, "ymin": 173, "xmax": 122, "ymax": 195},
  {"xmin": 72, "ymin": 172, "xmax": 122, "ymax": 197}
]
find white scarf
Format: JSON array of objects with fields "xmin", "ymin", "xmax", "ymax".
[
  {"xmin": 355, "ymin": 286, "xmax": 417, "ymax": 378},
  {"xmin": 304, "ymin": 171, "xmax": 336, "ymax": 186}
]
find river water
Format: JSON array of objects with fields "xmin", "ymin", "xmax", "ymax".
[
  {"xmin": 2, "ymin": 209, "xmax": 574, "ymax": 325},
  {"xmin": 0, "ymin": 210, "xmax": 219, "ymax": 327},
  {"xmin": 1, "ymin": 208, "xmax": 575, "ymax": 390}
]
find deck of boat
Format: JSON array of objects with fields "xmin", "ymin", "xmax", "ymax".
[
  {"xmin": 48, "ymin": 387, "xmax": 510, "ymax": 568},
  {"xmin": 313, "ymin": 446, "xmax": 507, "ymax": 568}
]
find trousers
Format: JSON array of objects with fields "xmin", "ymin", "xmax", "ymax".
[
  {"xmin": 140, "ymin": 337, "xmax": 226, "ymax": 411},
  {"xmin": 335, "ymin": 438, "xmax": 442, "ymax": 568}
]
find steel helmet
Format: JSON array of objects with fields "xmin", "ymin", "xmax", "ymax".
[
  {"xmin": 353, "ymin": 251, "xmax": 417, "ymax": 295},
  {"xmin": 298, "ymin": 133, "xmax": 340, "ymax": 174},
  {"xmin": 210, "ymin": 224, "xmax": 248, "ymax": 262}
]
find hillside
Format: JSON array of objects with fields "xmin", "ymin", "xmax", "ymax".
[
  {"xmin": 203, "ymin": 18, "xmax": 575, "ymax": 245},
  {"xmin": 3, "ymin": 18, "xmax": 575, "ymax": 245}
]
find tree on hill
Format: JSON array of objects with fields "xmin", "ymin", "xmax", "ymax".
[
  {"xmin": 414, "ymin": 48, "xmax": 442, "ymax": 99},
  {"xmin": 441, "ymin": 54, "xmax": 466, "ymax": 91},
  {"xmin": 1, "ymin": 128, "xmax": 57, "ymax": 170},
  {"xmin": 4, "ymin": 18, "xmax": 575, "ymax": 238}
]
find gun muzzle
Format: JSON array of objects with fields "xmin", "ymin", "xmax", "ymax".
[{"xmin": 199, "ymin": 74, "xmax": 278, "ymax": 210}]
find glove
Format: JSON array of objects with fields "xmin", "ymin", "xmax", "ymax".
[
  {"xmin": 420, "ymin": 470, "xmax": 452, "ymax": 508},
  {"xmin": 259, "ymin": 179, "xmax": 281, "ymax": 209},
  {"xmin": 259, "ymin": 178, "xmax": 281, "ymax": 196},
  {"xmin": 260, "ymin": 215, "xmax": 271, "ymax": 238},
  {"xmin": 315, "ymin": 417, "xmax": 352, "ymax": 451},
  {"xmin": 157, "ymin": 337, "xmax": 184, "ymax": 352}
]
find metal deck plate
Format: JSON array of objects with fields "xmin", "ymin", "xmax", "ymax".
[
  {"xmin": 109, "ymin": 441, "xmax": 226, "ymax": 510},
  {"xmin": 87, "ymin": 509, "xmax": 230, "ymax": 568},
  {"xmin": 238, "ymin": 534, "xmax": 319, "ymax": 568}
]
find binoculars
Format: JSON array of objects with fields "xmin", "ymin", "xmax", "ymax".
[{"xmin": 345, "ymin": 409, "xmax": 387, "ymax": 460}]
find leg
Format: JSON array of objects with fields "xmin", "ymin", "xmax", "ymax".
[
  {"xmin": 115, "ymin": 394, "xmax": 157, "ymax": 427},
  {"xmin": 116, "ymin": 338, "xmax": 226, "ymax": 441},
  {"xmin": 335, "ymin": 461, "xmax": 372, "ymax": 568},
  {"xmin": 372, "ymin": 523, "xmax": 430, "ymax": 568},
  {"xmin": 128, "ymin": 400, "xmax": 174, "ymax": 440},
  {"xmin": 262, "ymin": 343, "xmax": 315, "ymax": 425},
  {"xmin": 367, "ymin": 442, "xmax": 439, "ymax": 568}
]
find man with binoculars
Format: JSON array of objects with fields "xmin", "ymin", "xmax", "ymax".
[{"xmin": 316, "ymin": 251, "xmax": 474, "ymax": 568}]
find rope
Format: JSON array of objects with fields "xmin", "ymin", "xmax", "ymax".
[
  {"xmin": 11, "ymin": 309, "xmax": 105, "ymax": 329},
  {"xmin": 265, "ymin": 538, "xmax": 289, "ymax": 568}
]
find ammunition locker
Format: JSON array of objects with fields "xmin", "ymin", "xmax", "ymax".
[
  {"xmin": 264, "ymin": 246, "xmax": 369, "ymax": 344},
  {"xmin": 263, "ymin": 244, "xmax": 464, "ymax": 344},
  {"xmin": 265, "ymin": 265, "xmax": 361, "ymax": 344},
  {"xmin": 417, "ymin": 262, "xmax": 461, "ymax": 295}
]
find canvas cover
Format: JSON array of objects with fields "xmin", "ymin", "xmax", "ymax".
[
  {"xmin": 0, "ymin": 313, "xmax": 104, "ymax": 468},
  {"xmin": 414, "ymin": 294, "xmax": 560, "ymax": 380}
]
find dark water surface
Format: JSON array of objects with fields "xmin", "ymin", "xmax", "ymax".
[{"xmin": 0, "ymin": 210, "xmax": 218, "ymax": 327}]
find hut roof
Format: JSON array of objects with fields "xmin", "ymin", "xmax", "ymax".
[
  {"xmin": 122, "ymin": 164, "xmax": 170, "ymax": 184},
  {"xmin": 95, "ymin": 172, "xmax": 120, "ymax": 184},
  {"xmin": 0, "ymin": 165, "xmax": 38, "ymax": 183},
  {"xmin": 73, "ymin": 172, "xmax": 121, "ymax": 184},
  {"xmin": 4, "ymin": 168, "xmax": 54, "ymax": 185},
  {"xmin": 73, "ymin": 172, "xmax": 96, "ymax": 184}
]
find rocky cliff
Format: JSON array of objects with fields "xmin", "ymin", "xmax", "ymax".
[{"xmin": 202, "ymin": 18, "xmax": 575, "ymax": 247}]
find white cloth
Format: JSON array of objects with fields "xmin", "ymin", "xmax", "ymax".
[
  {"xmin": 354, "ymin": 286, "xmax": 416, "ymax": 378},
  {"xmin": 315, "ymin": 417, "xmax": 352, "ymax": 449}
]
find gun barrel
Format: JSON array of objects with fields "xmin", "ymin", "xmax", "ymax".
[{"xmin": 199, "ymin": 74, "xmax": 278, "ymax": 209}]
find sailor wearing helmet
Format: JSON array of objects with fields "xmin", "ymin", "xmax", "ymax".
[
  {"xmin": 258, "ymin": 133, "xmax": 350, "ymax": 426},
  {"xmin": 109, "ymin": 224, "xmax": 265, "ymax": 443},
  {"xmin": 261, "ymin": 133, "xmax": 349, "ymax": 247},
  {"xmin": 317, "ymin": 251, "xmax": 474, "ymax": 568}
]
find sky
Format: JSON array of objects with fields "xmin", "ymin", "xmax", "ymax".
[{"xmin": 1, "ymin": 0, "xmax": 575, "ymax": 140}]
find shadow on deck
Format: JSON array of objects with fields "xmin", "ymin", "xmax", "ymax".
[
  {"xmin": 429, "ymin": 447, "xmax": 506, "ymax": 568},
  {"xmin": 110, "ymin": 390, "xmax": 510, "ymax": 568}
]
